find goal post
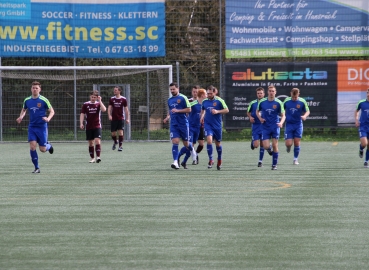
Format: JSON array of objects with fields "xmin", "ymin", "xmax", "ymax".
[{"xmin": 0, "ymin": 65, "xmax": 173, "ymax": 142}]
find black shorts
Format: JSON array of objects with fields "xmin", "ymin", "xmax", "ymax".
[
  {"xmin": 198, "ymin": 126, "xmax": 204, "ymax": 141},
  {"xmin": 111, "ymin": 120, "xmax": 125, "ymax": 132},
  {"xmin": 86, "ymin": 128, "xmax": 102, "ymax": 141}
]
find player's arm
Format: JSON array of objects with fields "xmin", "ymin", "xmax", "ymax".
[
  {"xmin": 301, "ymin": 110, "xmax": 310, "ymax": 121},
  {"xmin": 124, "ymin": 106, "xmax": 130, "ymax": 124},
  {"xmin": 16, "ymin": 108, "xmax": 27, "ymax": 124},
  {"xmin": 43, "ymin": 107, "xmax": 55, "ymax": 123},
  {"xmin": 355, "ymin": 109, "xmax": 360, "ymax": 127},
  {"xmin": 163, "ymin": 113, "xmax": 170, "ymax": 124},
  {"xmin": 247, "ymin": 106, "xmax": 254, "ymax": 123},
  {"xmin": 108, "ymin": 105, "xmax": 113, "ymax": 121},
  {"xmin": 79, "ymin": 113, "xmax": 85, "ymax": 129},
  {"xmin": 255, "ymin": 109, "xmax": 264, "ymax": 123},
  {"xmin": 200, "ymin": 109, "xmax": 205, "ymax": 124},
  {"xmin": 171, "ymin": 107, "xmax": 191, "ymax": 114},
  {"xmin": 97, "ymin": 96, "xmax": 107, "ymax": 112},
  {"xmin": 278, "ymin": 112, "xmax": 286, "ymax": 127}
]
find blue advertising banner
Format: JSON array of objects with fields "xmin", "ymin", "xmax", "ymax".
[
  {"xmin": 226, "ymin": 0, "xmax": 369, "ymax": 58},
  {"xmin": 0, "ymin": 0, "xmax": 165, "ymax": 58}
]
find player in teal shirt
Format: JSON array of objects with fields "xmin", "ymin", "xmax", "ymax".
[
  {"xmin": 16, "ymin": 81, "xmax": 54, "ymax": 173},
  {"xmin": 163, "ymin": 82, "xmax": 193, "ymax": 169},
  {"xmin": 247, "ymin": 87, "xmax": 265, "ymax": 167},
  {"xmin": 257, "ymin": 85, "xmax": 285, "ymax": 170},
  {"xmin": 355, "ymin": 88, "xmax": 369, "ymax": 168},
  {"xmin": 200, "ymin": 85, "xmax": 229, "ymax": 170},
  {"xmin": 283, "ymin": 88, "xmax": 310, "ymax": 165}
]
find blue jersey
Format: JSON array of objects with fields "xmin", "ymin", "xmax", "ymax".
[
  {"xmin": 167, "ymin": 94, "xmax": 190, "ymax": 126},
  {"xmin": 22, "ymin": 95, "xmax": 52, "ymax": 128},
  {"xmin": 202, "ymin": 96, "xmax": 228, "ymax": 130},
  {"xmin": 357, "ymin": 99, "xmax": 369, "ymax": 126},
  {"xmin": 188, "ymin": 100, "xmax": 201, "ymax": 128},
  {"xmin": 257, "ymin": 98, "xmax": 284, "ymax": 128},
  {"xmin": 283, "ymin": 97, "xmax": 310, "ymax": 125},
  {"xmin": 247, "ymin": 99, "xmax": 262, "ymax": 125}
]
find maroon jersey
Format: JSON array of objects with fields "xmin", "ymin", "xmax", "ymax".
[
  {"xmin": 109, "ymin": 96, "xmax": 128, "ymax": 121},
  {"xmin": 81, "ymin": 101, "xmax": 103, "ymax": 130}
]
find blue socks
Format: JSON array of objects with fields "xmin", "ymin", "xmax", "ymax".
[
  {"xmin": 259, "ymin": 147, "xmax": 264, "ymax": 161},
  {"xmin": 207, "ymin": 144, "xmax": 213, "ymax": 160},
  {"xmin": 172, "ymin": 143, "xmax": 179, "ymax": 160},
  {"xmin": 30, "ymin": 150, "xmax": 39, "ymax": 169},
  {"xmin": 272, "ymin": 152, "xmax": 279, "ymax": 166},
  {"xmin": 294, "ymin": 146, "xmax": 300, "ymax": 159},
  {"xmin": 216, "ymin": 145, "xmax": 222, "ymax": 161}
]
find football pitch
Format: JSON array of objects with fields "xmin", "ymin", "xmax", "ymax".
[{"xmin": 1, "ymin": 141, "xmax": 368, "ymax": 269}]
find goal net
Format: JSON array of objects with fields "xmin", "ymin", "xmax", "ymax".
[{"xmin": 0, "ymin": 65, "xmax": 172, "ymax": 142}]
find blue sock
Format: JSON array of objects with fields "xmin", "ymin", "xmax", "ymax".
[
  {"xmin": 207, "ymin": 144, "xmax": 213, "ymax": 161},
  {"xmin": 360, "ymin": 144, "xmax": 365, "ymax": 151},
  {"xmin": 272, "ymin": 152, "xmax": 279, "ymax": 166},
  {"xmin": 259, "ymin": 147, "xmax": 264, "ymax": 161},
  {"xmin": 172, "ymin": 143, "xmax": 179, "ymax": 160},
  {"xmin": 366, "ymin": 149, "xmax": 369, "ymax": 162},
  {"xmin": 30, "ymin": 150, "xmax": 39, "ymax": 169},
  {"xmin": 178, "ymin": 146, "xmax": 186, "ymax": 158},
  {"xmin": 187, "ymin": 142, "xmax": 193, "ymax": 152},
  {"xmin": 294, "ymin": 146, "xmax": 300, "ymax": 159},
  {"xmin": 216, "ymin": 145, "xmax": 222, "ymax": 160},
  {"xmin": 183, "ymin": 149, "xmax": 191, "ymax": 163}
]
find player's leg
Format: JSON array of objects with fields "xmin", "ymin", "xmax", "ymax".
[
  {"xmin": 262, "ymin": 128, "xmax": 273, "ymax": 156},
  {"xmin": 170, "ymin": 127, "xmax": 180, "ymax": 169},
  {"xmin": 284, "ymin": 124, "xmax": 293, "ymax": 153},
  {"xmin": 111, "ymin": 120, "xmax": 118, "ymax": 150},
  {"xmin": 359, "ymin": 129, "xmax": 367, "ymax": 158},
  {"xmin": 204, "ymin": 128, "xmax": 214, "ymax": 168},
  {"xmin": 27, "ymin": 129, "xmax": 40, "ymax": 173},
  {"xmin": 118, "ymin": 126, "xmax": 124, "ymax": 151},
  {"xmin": 365, "ymin": 135, "xmax": 369, "ymax": 168},
  {"xmin": 258, "ymin": 139, "xmax": 264, "ymax": 167},
  {"xmin": 292, "ymin": 125, "xmax": 303, "ymax": 165},
  {"xmin": 271, "ymin": 128, "xmax": 281, "ymax": 170},
  {"xmin": 37, "ymin": 127, "xmax": 53, "ymax": 154},
  {"xmin": 213, "ymin": 129, "xmax": 223, "ymax": 170},
  {"xmin": 196, "ymin": 127, "xmax": 204, "ymax": 155},
  {"xmin": 190, "ymin": 128, "xmax": 200, "ymax": 164}
]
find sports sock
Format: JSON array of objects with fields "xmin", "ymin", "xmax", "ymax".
[
  {"xmin": 196, "ymin": 145, "xmax": 203, "ymax": 153},
  {"xmin": 294, "ymin": 146, "xmax": 300, "ymax": 159},
  {"xmin": 187, "ymin": 142, "xmax": 193, "ymax": 152},
  {"xmin": 216, "ymin": 145, "xmax": 222, "ymax": 160},
  {"xmin": 118, "ymin": 135, "xmax": 123, "ymax": 147},
  {"xmin": 30, "ymin": 150, "xmax": 39, "ymax": 169},
  {"xmin": 366, "ymin": 149, "xmax": 369, "ymax": 161},
  {"xmin": 172, "ymin": 143, "xmax": 179, "ymax": 160},
  {"xmin": 259, "ymin": 147, "xmax": 264, "ymax": 161},
  {"xmin": 89, "ymin": 146, "xmax": 94, "ymax": 158},
  {"xmin": 178, "ymin": 146, "xmax": 187, "ymax": 158},
  {"xmin": 207, "ymin": 144, "xmax": 213, "ymax": 161},
  {"xmin": 46, "ymin": 142, "xmax": 51, "ymax": 151},
  {"xmin": 183, "ymin": 149, "xmax": 191, "ymax": 163},
  {"xmin": 272, "ymin": 152, "xmax": 279, "ymax": 166},
  {"xmin": 112, "ymin": 135, "xmax": 117, "ymax": 144},
  {"xmin": 95, "ymin": 144, "xmax": 101, "ymax": 157}
]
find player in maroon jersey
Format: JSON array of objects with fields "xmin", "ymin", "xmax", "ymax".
[
  {"xmin": 79, "ymin": 90, "xmax": 107, "ymax": 163},
  {"xmin": 108, "ymin": 86, "xmax": 130, "ymax": 151}
]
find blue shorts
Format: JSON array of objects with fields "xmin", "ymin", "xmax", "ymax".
[
  {"xmin": 28, "ymin": 126, "xmax": 48, "ymax": 146},
  {"xmin": 262, "ymin": 126, "xmax": 280, "ymax": 140},
  {"xmin": 359, "ymin": 125, "xmax": 369, "ymax": 138},
  {"xmin": 284, "ymin": 123, "xmax": 303, "ymax": 140},
  {"xmin": 170, "ymin": 124, "xmax": 189, "ymax": 141},
  {"xmin": 251, "ymin": 124, "xmax": 263, "ymax": 141},
  {"xmin": 204, "ymin": 125, "xmax": 222, "ymax": 142},
  {"xmin": 189, "ymin": 126, "xmax": 200, "ymax": 144}
]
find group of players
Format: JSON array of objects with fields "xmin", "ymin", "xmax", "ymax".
[
  {"xmin": 16, "ymin": 82, "xmax": 129, "ymax": 173},
  {"xmin": 16, "ymin": 81, "xmax": 369, "ymax": 173}
]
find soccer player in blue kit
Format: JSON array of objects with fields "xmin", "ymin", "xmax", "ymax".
[
  {"xmin": 256, "ymin": 85, "xmax": 285, "ymax": 170},
  {"xmin": 16, "ymin": 81, "xmax": 55, "ymax": 173},
  {"xmin": 163, "ymin": 82, "xmax": 194, "ymax": 169},
  {"xmin": 247, "ymin": 87, "xmax": 266, "ymax": 167},
  {"xmin": 283, "ymin": 88, "xmax": 310, "ymax": 165},
  {"xmin": 200, "ymin": 85, "xmax": 229, "ymax": 170},
  {"xmin": 355, "ymin": 88, "xmax": 369, "ymax": 168}
]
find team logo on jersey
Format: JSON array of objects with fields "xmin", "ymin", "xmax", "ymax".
[
  {"xmin": 37, "ymin": 103, "xmax": 41, "ymax": 107},
  {"xmin": 296, "ymin": 104, "xmax": 301, "ymax": 109},
  {"xmin": 177, "ymin": 99, "xmax": 181, "ymax": 103},
  {"xmin": 213, "ymin": 102, "xmax": 217, "ymax": 106},
  {"xmin": 273, "ymin": 105, "xmax": 277, "ymax": 109}
]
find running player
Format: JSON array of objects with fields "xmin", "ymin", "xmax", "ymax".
[{"xmin": 355, "ymin": 88, "xmax": 369, "ymax": 168}]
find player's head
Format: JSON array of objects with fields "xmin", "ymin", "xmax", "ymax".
[
  {"xmin": 291, "ymin": 88, "xmax": 300, "ymax": 101},
  {"xmin": 268, "ymin": 85, "xmax": 276, "ymax": 99},
  {"xmin": 114, "ymin": 86, "xmax": 122, "ymax": 95},
  {"xmin": 192, "ymin": 85, "xmax": 200, "ymax": 98},
  {"xmin": 256, "ymin": 87, "xmax": 265, "ymax": 100},
  {"xmin": 169, "ymin": 82, "xmax": 179, "ymax": 96},
  {"xmin": 31, "ymin": 81, "xmax": 41, "ymax": 96},
  {"xmin": 197, "ymin": 88, "xmax": 206, "ymax": 100},
  {"xmin": 206, "ymin": 85, "xmax": 216, "ymax": 100},
  {"xmin": 90, "ymin": 90, "xmax": 99, "ymax": 102}
]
